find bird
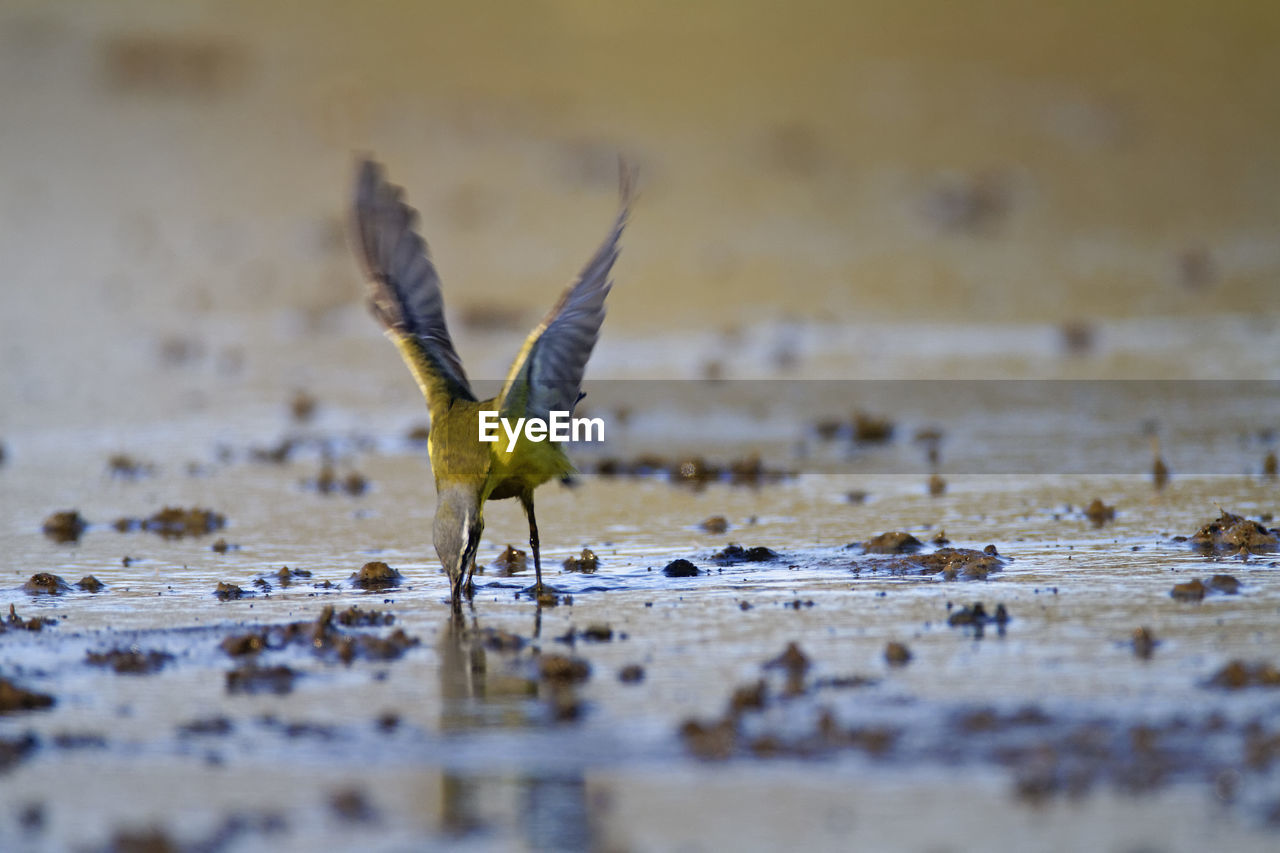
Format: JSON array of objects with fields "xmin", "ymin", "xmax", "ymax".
[{"xmin": 351, "ymin": 157, "xmax": 633, "ymax": 608}]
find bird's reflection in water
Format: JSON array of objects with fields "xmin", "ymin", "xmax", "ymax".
[
  {"xmin": 435, "ymin": 609, "xmax": 592, "ymax": 851},
  {"xmin": 438, "ymin": 609, "xmax": 537, "ymax": 730}
]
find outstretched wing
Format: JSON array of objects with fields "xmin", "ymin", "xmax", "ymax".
[
  {"xmin": 499, "ymin": 163, "xmax": 635, "ymax": 424},
  {"xmin": 352, "ymin": 158, "xmax": 475, "ymax": 423}
]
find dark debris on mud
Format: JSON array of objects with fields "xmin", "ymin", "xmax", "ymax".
[
  {"xmin": 221, "ymin": 604, "xmax": 416, "ymax": 666},
  {"xmin": 3, "ymin": 604, "xmax": 56, "ymax": 633},
  {"xmin": 854, "ymin": 531, "xmax": 923, "ymax": 554},
  {"xmin": 23, "ymin": 572, "xmax": 72, "ymax": 595},
  {"xmin": 490, "ymin": 545, "xmax": 527, "ymax": 575},
  {"xmin": 226, "ymin": 663, "xmax": 297, "ymax": 695},
  {"xmin": 562, "ymin": 548, "xmax": 599, "ymax": 573},
  {"xmin": 114, "ymin": 506, "xmax": 226, "ymax": 538},
  {"xmin": 677, "ymin": 643, "xmax": 1280, "ymax": 822},
  {"xmin": 1083, "ymin": 498, "xmax": 1116, "ymax": 527},
  {"xmin": 306, "ymin": 463, "xmax": 369, "ymax": 497},
  {"xmin": 682, "ymin": 642, "xmax": 896, "ymax": 762},
  {"xmin": 1206, "ymin": 661, "xmax": 1280, "ymax": 690},
  {"xmin": 0, "ymin": 732, "xmax": 38, "ymax": 773},
  {"xmin": 1171, "ymin": 574, "xmax": 1242, "ymax": 601},
  {"xmin": 1181, "ymin": 510, "xmax": 1278, "ymax": 554},
  {"xmin": 86, "ymin": 648, "xmax": 173, "ymax": 675},
  {"xmin": 0, "ymin": 677, "xmax": 55, "ymax": 714},
  {"xmin": 214, "ymin": 582, "xmax": 248, "ymax": 601},
  {"xmin": 42, "ymin": 510, "xmax": 87, "ymax": 543},
  {"xmin": 859, "ymin": 546, "xmax": 1006, "ymax": 581},
  {"xmin": 592, "ymin": 453, "xmax": 791, "ymax": 489},
  {"xmin": 349, "ymin": 561, "xmax": 402, "ymax": 589},
  {"xmin": 77, "ymin": 575, "xmax": 106, "ymax": 592},
  {"xmin": 711, "ymin": 544, "xmax": 779, "ymax": 565},
  {"xmin": 662, "ymin": 559, "xmax": 701, "ymax": 578},
  {"xmin": 946, "ymin": 602, "xmax": 1011, "ymax": 636}
]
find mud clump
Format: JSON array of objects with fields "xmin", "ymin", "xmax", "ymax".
[
  {"xmin": 271, "ymin": 566, "xmax": 311, "ymax": 587},
  {"xmin": 0, "ymin": 733, "xmax": 38, "ymax": 773},
  {"xmin": 1206, "ymin": 661, "xmax": 1280, "ymax": 690},
  {"xmin": 350, "ymin": 561, "xmax": 402, "ymax": 589},
  {"xmin": 927, "ymin": 473, "xmax": 947, "ymax": 496},
  {"xmin": 884, "ymin": 642, "xmax": 912, "ymax": 667},
  {"xmin": 619, "ymin": 664, "xmax": 645, "ymax": 683},
  {"xmin": 178, "ymin": 717, "xmax": 233, "ymax": 737},
  {"xmin": 711, "ymin": 544, "xmax": 779, "ymax": 565},
  {"xmin": 1170, "ymin": 579, "xmax": 1206, "ymax": 601},
  {"xmin": 42, "ymin": 510, "xmax": 87, "ymax": 543},
  {"xmin": 76, "ymin": 575, "xmax": 105, "ymax": 593},
  {"xmin": 333, "ymin": 629, "xmax": 419, "ymax": 664},
  {"xmin": 478, "ymin": 627, "xmax": 526, "ymax": 653},
  {"xmin": 764, "ymin": 642, "xmax": 811, "ymax": 695},
  {"xmin": 700, "ymin": 516, "xmax": 729, "ymax": 534},
  {"xmin": 114, "ymin": 506, "xmax": 226, "ymax": 538},
  {"xmin": 879, "ymin": 547, "xmax": 1005, "ymax": 581},
  {"xmin": 221, "ymin": 605, "xmax": 415, "ymax": 665},
  {"xmin": 4, "ymin": 605, "xmax": 55, "ymax": 632},
  {"xmin": 681, "ymin": 646, "xmax": 900, "ymax": 762},
  {"xmin": 578, "ymin": 623, "xmax": 613, "ymax": 642},
  {"xmin": 85, "ymin": 648, "xmax": 173, "ymax": 675},
  {"xmin": 1207, "ymin": 574, "xmax": 1241, "ymax": 594},
  {"xmin": 538, "ymin": 654, "xmax": 591, "ymax": 685},
  {"xmin": 23, "ymin": 573, "xmax": 71, "ymax": 596},
  {"xmin": 215, "ymin": 582, "xmax": 247, "ymax": 601},
  {"xmin": 330, "ymin": 788, "xmax": 378, "ymax": 824},
  {"xmin": 335, "ymin": 605, "xmax": 394, "ymax": 627},
  {"xmin": 852, "ymin": 412, "xmax": 895, "ymax": 444},
  {"xmin": 1187, "ymin": 510, "xmax": 1277, "ymax": 553},
  {"xmin": 311, "ymin": 464, "xmax": 368, "ymax": 497},
  {"xmin": 250, "ymin": 437, "xmax": 296, "ymax": 464},
  {"xmin": 593, "ymin": 454, "xmax": 790, "ymax": 488},
  {"xmin": 858, "ymin": 531, "xmax": 923, "ymax": 554},
  {"xmin": 222, "ymin": 633, "xmax": 268, "ymax": 656},
  {"xmin": 562, "ymin": 548, "xmax": 598, "ymax": 573},
  {"xmin": 492, "ymin": 546, "xmax": 527, "ymax": 575},
  {"xmin": 226, "ymin": 664, "xmax": 296, "ymax": 695},
  {"xmin": 680, "ymin": 718, "xmax": 738, "ymax": 761},
  {"xmin": 1152, "ymin": 454, "xmax": 1170, "ymax": 490},
  {"xmin": 0, "ymin": 678, "xmax": 55, "ymax": 714},
  {"xmin": 289, "ymin": 389, "xmax": 317, "ymax": 423},
  {"xmin": 662, "ymin": 559, "xmax": 700, "ymax": 578},
  {"xmin": 535, "ymin": 589, "xmax": 565, "ymax": 608},
  {"xmin": 1132, "ymin": 627, "xmax": 1158, "ymax": 660},
  {"xmin": 947, "ymin": 602, "xmax": 1010, "ymax": 635},
  {"xmin": 1084, "ymin": 499, "xmax": 1116, "ymax": 527},
  {"xmin": 107, "ymin": 453, "xmax": 155, "ymax": 479}
]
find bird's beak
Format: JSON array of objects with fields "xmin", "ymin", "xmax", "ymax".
[{"xmin": 450, "ymin": 531, "xmax": 480, "ymax": 603}]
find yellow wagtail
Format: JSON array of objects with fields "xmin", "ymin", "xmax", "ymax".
[{"xmin": 352, "ymin": 158, "xmax": 633, "ymax": 607}]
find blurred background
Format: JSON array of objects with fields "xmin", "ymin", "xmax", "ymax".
[{"xmin": 1, "ymin": 0, "xmax": 1277, "ymax": 434}]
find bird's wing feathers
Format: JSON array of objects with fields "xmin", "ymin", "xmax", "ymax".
[
  {"xmin": 353, "ymin": 159, "xmax": 475, "ymax": 421},
  {"xmin": 499, "ymin": 164, "xmax": 635, "ymax": 423}
]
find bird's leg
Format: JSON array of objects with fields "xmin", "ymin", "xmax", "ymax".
[{"xmin": 521, "ymin": 492, "xmax": 543, "ymax": 594}]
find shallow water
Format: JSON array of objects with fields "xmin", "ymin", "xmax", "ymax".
[{"xmin": 3, "ymin": 365, "xmax": 1280, "ymax": 851}]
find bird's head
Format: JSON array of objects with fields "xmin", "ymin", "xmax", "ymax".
[{"xmin": 433, "ymin": 485, "xmax": 483, "ymax": 602}]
